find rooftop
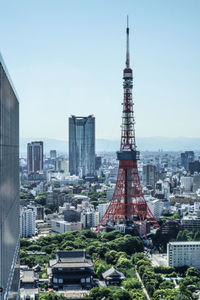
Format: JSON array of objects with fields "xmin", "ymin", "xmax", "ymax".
[
  {"xmin": 57, "ymin": 251, "xmax": 85, "ymax": 262},
  {"xmin": 0, "ymin": 52, "xmax": 19, "ymax": 100},
  {"xmin": 169, "ymin": 241, "xmax": 200, "ymax": 245},
  {"xmin": 102, "ymin": 267, "xmax": 125, "ymax": 280}
]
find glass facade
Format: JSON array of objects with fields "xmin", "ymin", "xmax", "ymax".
[
  {"xmin": 0, "ymin": 54, "xmax": 19, "ymax": 300},
  {"xmin": 69, "ymin": 115, "xmax": 95, "ymax": 177}
]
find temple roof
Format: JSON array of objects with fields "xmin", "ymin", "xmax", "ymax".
[{"xmin": 102, "ymin": 267, "xmax": 125, "ymax": 280}]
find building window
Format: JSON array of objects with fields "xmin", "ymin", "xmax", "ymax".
[{"xmin": 53, "ymin": 278, "xmax": 58, "ymax": 283}]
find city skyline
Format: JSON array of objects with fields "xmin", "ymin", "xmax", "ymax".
[{"xmin": 0, "ymin": 0, "xmax": 200, "ymax": 142}]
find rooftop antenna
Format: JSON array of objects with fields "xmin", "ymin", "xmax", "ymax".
[{"xmin": 126, "ymin": 15, "xmax": 130, "ymax": 68}]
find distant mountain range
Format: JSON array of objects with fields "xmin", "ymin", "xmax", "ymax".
[{"xmin": 20, "ymin": 137, "xmax": 200, "ymax": 155}]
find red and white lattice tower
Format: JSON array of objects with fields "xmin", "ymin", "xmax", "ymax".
[{"xmin": 96, "ymin": 18, "xmax": 159, "ymax": 236}]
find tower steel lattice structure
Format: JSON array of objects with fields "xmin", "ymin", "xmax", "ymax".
[{"xmin": 96, "ymin": 18, "xmax": 159, "ymax": 236}]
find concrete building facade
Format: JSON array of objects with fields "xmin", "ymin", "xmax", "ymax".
[
  {"xmin": 167, "ymin": 241, "xmax": 200, "ymax": 269},
  {"xmin": 51, "ymin": 220, "xmax": 82, "ymax": 234}
]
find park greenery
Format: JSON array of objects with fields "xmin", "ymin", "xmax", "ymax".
[
  {"xmin": 20, "ymin": 229, "xmax": 200, "ymax": 299},
  {"xmin": 21, "ymin": 229, "xmax": 146, "ymax": 299},
  {"xmin": 151, "ymin": 227, "xmax": 200, "ymax": 253},
  {"xmin": 134, "ymin": 253, "xmax": 200, "ymax": 300}
]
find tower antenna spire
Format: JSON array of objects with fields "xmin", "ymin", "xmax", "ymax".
[
  {"xmin": 96, "ymin": 19, "xmax": 159, "ymax": 237},
  {"xmin": 126, "ymin": 15, "xmax": 130, "ymax": 68}
]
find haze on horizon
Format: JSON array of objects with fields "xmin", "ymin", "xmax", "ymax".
[{"xmin": 0, "ymin": 0, "xmax": 200, "ymax": 143}]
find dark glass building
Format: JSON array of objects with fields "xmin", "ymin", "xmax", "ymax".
[
  {"xmin": 69, "ymin": 115, "xmax": 95, "ymax": 177},
  {"xmin": 181, "ymin": 151, "xmax": 194, "ymax": 171},
  {"xmin": 27, "ymin": 141, "xmax": 43, "ymax": 174},
  {"xmin": 0, "ymin": 53, "xmax": 19, "ymax": 299}
]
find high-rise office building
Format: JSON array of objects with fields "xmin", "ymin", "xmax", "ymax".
[
  {"xmin": 181, "ymin": 151, "xmax": 194, "ymax": 170},
  {"xmin": 0, "ymin": 53, "xmax": 19, "ymax": 299},
  {"xmin": 143, "ymin": 164, "xmax": 158, "ymax": 188},
  {"xmin": 27, "ymin": 141, "xmax": 43, "ymax": 173},
  {"xmin": 50, "ymin": 150, "xmax": 57, "ymax": 159},
  {"xmin": 69, "ymin": 115, "xmax": 95, "ymax": 177}
]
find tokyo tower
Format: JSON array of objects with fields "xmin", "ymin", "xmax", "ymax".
[{"xmin": 96, "ymin": 18, "xmax": 159, "ymax": 236}]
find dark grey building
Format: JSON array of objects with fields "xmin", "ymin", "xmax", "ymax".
[
  {"xmin": 50, "ymin": 150, "xmax": 57, "ymax": 159},
  {"xmin": 27, "ymin": 141, "xmax": 43, "ymax": 174},
  {"xmin": 64, "ymin": 210, "xmax": 81, "ymax": 222},
  {"xmin": 189, "ymin": 160, "xmax": 200, "ymax": 175},
  {"xmin": 0, "ymin": 53, "xmax": 19, "ymax": 299},
  {"xmin": 143, "ymin": 164, "xmax": 158, "ymax": 188},
  {"xmin": 181, "ymin": 151, "xmax": 194, "ymax": 171},
  {"xmin": 69, "ymin": 115, "xmax": 95, "ymax": 177}
]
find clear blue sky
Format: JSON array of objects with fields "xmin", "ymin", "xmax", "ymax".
[{"xmin": 0, "ymin": 0, "xmax": 200, "ymax": 141}]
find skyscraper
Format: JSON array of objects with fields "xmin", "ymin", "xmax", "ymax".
[
  {"xmin": 0, "ymin": 53, "xmax": 19, "ymax": 299},
  {"xmin": 27, "ymin": 141, "xmax": 43, "ymax": 173},
  {"xmin": 181, "ymin": 151, "xmax": 194, "ymax": 171},
  {"xmin": 143, "ymin": 164, "xmax": 159, "ymax": 188},
  {"xmin": 69, "ymin": 115, "xmax": 95, "ymax": 177}
]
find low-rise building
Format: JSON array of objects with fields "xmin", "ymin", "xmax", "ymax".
[
  {"xmin": 102, "ymin": 267, "xmax": 125, "ymax": 286},
  {"xmin": 20, "ymin": 269, "xmax": 39, "ymax": 289},
  {"xmin": 48, "ymin": 251, "xmax": 95, "ymax": 289},
  {"xmin": 181, "ymin": 215, "xmax": 200, "ymax": 231},
  {"xmin": 51, "ymin": 219, "xmax": 82, "ymax": 234},
  {"xmin": 167, "ymin": 241, "xmax": 200, "ymax": 269}
]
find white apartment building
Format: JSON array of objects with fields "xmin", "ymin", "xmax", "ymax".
[
  {"xmin": 146, "ymin": 197, "xmax": 163, "ymax": 221},
  {"xmin": 98, "ymin": 203, "xmax": 109, "ymax": 221},
  {"xmin": 20, "ymin": 208, "xmax": 36, "ymax": 237},
  {"xmin": 167, "ymin": 241, "xmax": 200, "ymax": 269}
]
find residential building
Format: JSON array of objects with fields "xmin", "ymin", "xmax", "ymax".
[
  {"xmin": 81, "ymin": 210, "xmax": 99, "ymax": 228},
  {"xmin": 0, "ymin": 53, "xmax": 20, "ymax": 300},
  {"xmin": 69, "ymin": 115, "xmax": 95, "ymax": 177},
  {"xmin": 27, "ymin": 141, "xmax": 43, "ymax": 173},
  {"xmin": 48, "ymin": 251, "xmax": 95, "ymax": 289},
  {"xmin": 98, "ymin": 203, "xmax": 109, "ymax": 221},
  {"xmin": 20, "ymin": 208, "xmax": 36, "ymax": 238},
  {"xmin": 167, "ymin": 241, "xmax": 200, "ymax": 269},
  {"xmin": 146, "ymin": 198, "xmax": 164, "ymax": 221}
]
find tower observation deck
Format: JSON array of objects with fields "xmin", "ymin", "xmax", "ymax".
[{"xmin": 96, "ymin": 18, "xmax": 159, "ymax": 236}]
